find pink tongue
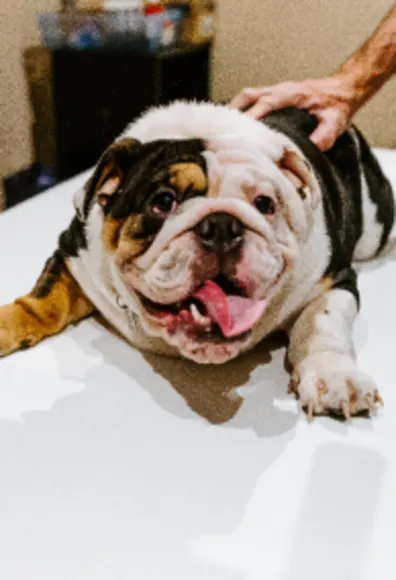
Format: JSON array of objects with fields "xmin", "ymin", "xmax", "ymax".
[{"xmin": 193, "ymin": 280, "xmax": 267, "ymax": 338}]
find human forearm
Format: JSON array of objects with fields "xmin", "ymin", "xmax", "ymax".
[
  {"xmin": 230, "ymin": 4, "xmax": 396, "ymax": 150},
  {"xmin": 335, "ymin": 3, "xmax": 396, "ymax": 110}
]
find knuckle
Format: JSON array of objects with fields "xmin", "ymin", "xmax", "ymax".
[{"xmin": 242, "ymin": 87, "xmax": 254, "ymax": 96}]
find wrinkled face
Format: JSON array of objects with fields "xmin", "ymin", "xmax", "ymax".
[{"xmin": 80, "ymin": 135, "xmax": 316, "ymax": 364}]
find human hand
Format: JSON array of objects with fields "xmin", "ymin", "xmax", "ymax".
[{"xmin": 229, "ymin": 75, "xmax": 361, "ymax": 151}]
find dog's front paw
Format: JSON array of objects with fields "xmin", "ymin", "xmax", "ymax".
[
  {"xmin": 0, "ymin": 303, "xmax": 40, "ymax": 357},
  {"xmin": 289, "ymin": 352, "xmax": 383, "ymax": 420}
]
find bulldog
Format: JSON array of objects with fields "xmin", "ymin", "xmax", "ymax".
[{"xmin": 0, "ymin": 102, "xmax": 393, "ymax": 419}]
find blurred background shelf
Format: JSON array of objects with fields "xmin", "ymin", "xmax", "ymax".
[
  {"xmin": 23, "ymin": 42, "xmax": 211, "ymax": 184},
  {"xmin": 3, "ymin": 0, "xmax": 216, "ymax": 209}
]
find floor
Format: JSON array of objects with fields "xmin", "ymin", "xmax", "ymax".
[{"xmin": 0, "ymin": 153, "xmax": 396, "ymax": 579}]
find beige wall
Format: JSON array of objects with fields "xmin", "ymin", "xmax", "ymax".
[
  {"xmin": 0, "ymin": 0, "xmax": 395, "ymax": 189},
  {"xmin": 0, "ymin": 0, "xmax": 58, "ymax": 182},
  {"xmin": 213, "ymin": 0, "xmax": 396, "ymax": 147}
]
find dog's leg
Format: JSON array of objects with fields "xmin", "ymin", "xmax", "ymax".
[
  {"xmin": 0, "ymin": 251, "xmax": 95, "ymax": 357},
  {"xmin": 287, "ymin": 286, "xmax": 382, "ymax": 419}
]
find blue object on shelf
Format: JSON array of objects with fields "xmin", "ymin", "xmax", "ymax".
[
  {"xmin": 3, "ymin": 164, "xmax": 58, "ymax": 209},
  {"xmin": 37, "ymin": 8, "xmax": 186, "ymax": 51},
  {"xmin": 37, "ymin": 165, "xmax": 57, "ymax": 189},
  {"xmin": 69, "ymin": 23, "xmax": 103, "ymax": 48}
]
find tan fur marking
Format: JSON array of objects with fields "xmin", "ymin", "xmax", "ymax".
[
  {"xmin": 112, "ymin": 137, "xmax": 139, "ymax": 155},
  {"xmin": 123, "ymin": 214, "xmax": 146, "ymax": 238},
  {"xmin": 102, "ymin": 218, "xmax": 125, "ymax": 253},
  {"xmin": 169, "ymin": 162, "xmax": 207, "ymax": 194},
  {"xmin": 242, "ymin": 183, "xmax": 259, "ymax": 200},
  {"xmin": 103, "ymin": 214, "xmax": 151, "ymax": 261},
  {"xmin": 278, "ymin": 149, "xmax": 313, "ymax": 200},
  {"xmin": 0, "ymin": 265, "xmax": 94, "ymax": 356},
  {"xmin": 347, "ymin": 379, "xmax": 359, "ymax": 405},
  {"xmin": 118, "ymin": 215, "xmax": 151, "ymax": 258},
  {"xmin": 319, "ymin": 275, "xmax": 334, "ymax": 293},
  {"xmin": 280, "ymin": 168, "xmax": 302, "ymax": 187},
  {"xmin": 97, "ymin": 177, "xmax": 121, "ymax": 204}
]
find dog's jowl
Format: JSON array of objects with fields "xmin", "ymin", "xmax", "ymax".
[{"xmin": 0, "ymin": 102, "xmax": 392, "ymax": 419}]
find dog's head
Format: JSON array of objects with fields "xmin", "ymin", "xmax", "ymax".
[{"xmin": 75, "ymin": 102, "xmax": 319, "ymax": 363}]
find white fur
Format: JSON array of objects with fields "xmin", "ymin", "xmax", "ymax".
[
  {"xmin": 68, "ymin": 101, "xmax": 334, "ymax": 363},
  {"xmin": 121, "ymin": 101, "xmax": 284, "ymax": 158},
  {"xmin": 349, "ymin": 127, "xmax": 384, "ymax": 261},
  {"xmin": 287, "ymin": 289, "xmax": 378, "ymax": 415}
]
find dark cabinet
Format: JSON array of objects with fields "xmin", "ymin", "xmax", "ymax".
[{"xmin": 27, "ymin": 43, "xmax": 211, "ymax": 181}]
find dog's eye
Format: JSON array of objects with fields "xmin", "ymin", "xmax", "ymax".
[
  {"xmin": 253, "ymin": 195, "xmax": 276, "ymax": 215},
  {"xmin": 150, "ymin": 189, "xmax": 177, "ymax": 217}
]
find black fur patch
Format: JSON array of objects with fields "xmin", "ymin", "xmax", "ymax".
[
  {"xmin": 324, "ymin": 130, "xmax": 363, "ymax": 259},
  {"xmin": 262, "ymin": 107, "xmax": 394, "ymax": 306},
  {"xmin": 263, "ymin": 108, "xmax": 357, "ymax": 270},
  {"xmin": 32, "ymin": 217, "xmax": 88, "ymax": 300},
  {"xmin": 20, "ymin": 339, "xmax": 33, "ymax": 350},
  {"xmin": 97, "ymin": 139, "xmax": 207, "ymax": 246},
  {"xmin": 31, "ymin": 250, "xmax": 65, "ymax": 299},
  {"xmin": 331, "ymin": 267, "xmax": 360, "ymax": 308},
  {"xmin": 353, "ymin": 127, "xmax": 394, "ymax": 252},
  {"xmin": 52, "ymin": 139, "xmax": 207, "ymax": 264},
  {"xmin": 105, "ymin": 139, "xmax": 207, "ymax": 220},
  {"xmin": 59, "ymin": 216, "xmax": 87, "ymax": 258},
  {"xmin": 82, "ymin": 138, "xmax": 143, "ymax": 219}
]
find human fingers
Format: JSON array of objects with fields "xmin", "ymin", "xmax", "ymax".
[
  {"xmin": 229, "ymin": 87, "xmax": 265, "ymax": 110},
  {"xmin": 309, "ymin": 109, "xmax": 347, "ymax": 151},
  {"xmin": 244, "ymin": 85, "xmax": 303, "ymax": 119}
]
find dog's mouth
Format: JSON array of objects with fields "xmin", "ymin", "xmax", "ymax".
[{"xmin": 139, "ymin": 275, "xmax": 268, "ymax": 341}]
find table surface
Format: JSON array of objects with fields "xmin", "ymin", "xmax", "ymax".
[{"xmin": 1, "ymin": 152, "xmax": 396, "ymax": 580}]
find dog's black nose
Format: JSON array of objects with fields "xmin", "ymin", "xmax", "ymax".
[{"xmin": 195, "ymin": 213, "xmax": 244, "ymax": 253}]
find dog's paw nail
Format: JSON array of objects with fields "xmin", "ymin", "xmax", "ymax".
[
  {"xmin": 306, "ymin": 399, "xmax": 315, "ymax": 421},
  {"xmin": 365, "ymin": 393, "xmax": 376, "ymax": 412},
  {"xmin": 341, "ymin": 400, "xmax": 351, "ymax": 420},
  {"xmin": 374, "ymin": 391, "xmax": 384, "ymax": 406}
]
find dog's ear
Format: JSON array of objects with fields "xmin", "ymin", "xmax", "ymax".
[
  {"xmin": 278, "ymin": 148, "xmax": 319, "ymax": 208},
  {"xmin": 74, "ymin": 138, "xmax": 142, "ymax": 220}
]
